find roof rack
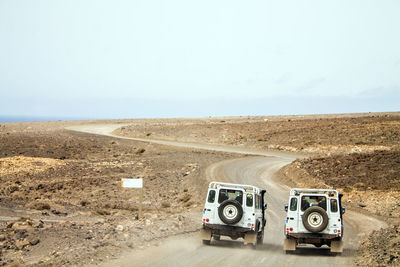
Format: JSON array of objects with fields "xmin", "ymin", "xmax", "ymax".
[
  {"xmin": 209, "ymin": 181, "xmax": 262, "ymax": 194},
  {"xmin": 290, "ymin": 188, "xmax": 338, "ymax": 196}
]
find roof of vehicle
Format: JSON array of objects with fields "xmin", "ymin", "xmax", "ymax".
[
  {"xmin": 290, "ymin": 188, "xmax": 339, "ymax": 197},
  {"xmin": 208, "ymin": 181, "xmax": 264, "ymax": 194}
]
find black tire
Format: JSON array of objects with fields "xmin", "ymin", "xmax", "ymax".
[
  {"xmin": 302, "ymin": 206, "xmax": 329, "ymax": 233},
  {"xmin": 218, "ymin": 199, "xmax": 243, "ymax": 225},
  {"xmin": 202, "ymin": 240, "xmax": 210, "ymax": 245},
  {"xmin": 257, "ymin": 230, "xmax": 264, "ymax": 245},
  {"xmin": 213, "ymin": 235, "xmax": 220, "ymax": 241}
]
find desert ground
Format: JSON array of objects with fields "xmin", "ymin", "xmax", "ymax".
[{"xmin": 0, "ymin": 112, "xmax": 399, "ymax": 266}]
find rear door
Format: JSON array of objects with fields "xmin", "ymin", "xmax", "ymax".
[{"xmin": 298, "ymin": 194, "xmax": 328, "ymax": 233}]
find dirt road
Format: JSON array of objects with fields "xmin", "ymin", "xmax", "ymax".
[{"xmin": 68, "ymin": 124, "xmax": 387, "ymax": 266}]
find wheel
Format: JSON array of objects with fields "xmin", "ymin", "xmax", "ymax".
[
  {"xmin": 256, "ymin": 230, "xmax": 264, "ymax": 245},
  {"xmin": 202, "ymin": 240, "xmax": 211, "ymax": 245},
  {"xmin": 218, "ymin": 199, "xmax": 243, "ymax": 225},
  {"xmin": 302, "ymin": 206, "xmax": 329, "ymax": 232},
  {"xmin": 213, "ymin": 235, "xmax": 220, "ymax": 241}
]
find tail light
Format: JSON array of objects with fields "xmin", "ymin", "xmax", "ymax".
[
  {"xmin": 206, "ymin": 218, "xmax": 209, "ymax": 222},
  {"xmin": 290, "ymin": 228, "xmax": 293, "ymax": 232}
]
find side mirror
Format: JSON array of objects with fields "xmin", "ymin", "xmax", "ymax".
[
  {"xmin": 341, "ymin": 206, "xmax": 346, "ymax": 214},
  {"xmin": 263, "ymin": 203, "xmax": 268, "ymax": 210},
  {"xmin": 284, "ymin": 204, "xmax": 288, "ymax": 212}
]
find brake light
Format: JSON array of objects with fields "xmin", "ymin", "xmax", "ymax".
[
  {"xmin": 290, "ymin": 228, "xmax": 293, "ymax": 232},
  {"xmin": 338, "ymin": 218, "xmax": 341, "ymax": 222},
  {"xmin": 206, "ymin": 218, "xmax": 209, "ymax": 222}
]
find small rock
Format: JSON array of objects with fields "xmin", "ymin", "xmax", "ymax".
[
  {"xmin": 359, "ymin": 203, "xmax": 367, "ymax": 208},
  {"xmin": 115, "ymin": 225, "xmax": 124, "ymax": 232},
  {"xmin": 28, "ymin": 237, "xmax": 40, "ymax": 246},
  {"xmin": 12, "ymin": 222, "xmax": 34, "ymax": 233},
  {"xmin": 15, "ymin": 239, "xmax": 30, "ymax": 250},
  {"xmin": 52, "ymin": 210, "xmax": 68, "ymax": 216},
  {"xmin": 161, "ymin": 201, "xmax": 171, "ymax": 208}
]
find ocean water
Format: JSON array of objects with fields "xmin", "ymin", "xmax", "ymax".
[{"xmin": 0, "ymin": 116, "xmax": 88, "ymax": 123}]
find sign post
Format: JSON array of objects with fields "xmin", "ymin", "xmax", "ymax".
[{"xmin": 121, "ymin": 178, "xmax": 143, "ymax": 219}]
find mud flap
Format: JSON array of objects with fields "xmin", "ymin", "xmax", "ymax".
[
  {"xmin": 283, "ymin": 239, "xmax": 296, "ymax": 251},
  {"xmin": 330, "ymin": 240, "xmax": 343, "ymax": 253},
  {"xmin": 244, "ymin": 233, "xmax": 257, "ymax": 245},
  {"xmin": 200, "ymin": 229, "xmax": 211, "ymax": 241}
]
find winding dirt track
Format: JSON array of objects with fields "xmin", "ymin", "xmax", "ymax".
[{"xmin": 68, "ymin": 124, "xmax": 386, "ymax": 267}]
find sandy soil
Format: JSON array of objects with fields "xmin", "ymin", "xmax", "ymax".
[
  {"xmin": 0, "ymin": 112, "xmax": 399, "ymax": 266},
  {"xmin": 0, "ymin": 121, "xmax": 236, "ymax": 266},
  {"xmin": 115, "ymin": 111, "xmax": 400, "ymax": 266}
]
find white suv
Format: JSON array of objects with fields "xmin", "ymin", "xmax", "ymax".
[
  {"xmin": 283, "ymin": 188, "xmax": 345, "ymax": 253},
  {"xmin": 200, "ymin": 181, "xmax": 267, "ymax": 246}
]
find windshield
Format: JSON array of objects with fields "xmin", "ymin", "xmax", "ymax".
[{"xmin": 218, "ymin": 189, "xmax": 243, "ymax": 204}]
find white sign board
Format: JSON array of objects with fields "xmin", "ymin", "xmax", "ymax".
[{"xmin": 121, "ymin": 178, "xmax": 143, "ymax": 188}]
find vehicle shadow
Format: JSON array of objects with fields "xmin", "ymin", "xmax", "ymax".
[
  {"xmin": 209, "ymin": 240, "xmax": 355, "ymax": 257},
  {"xmin": 210, "ymin": 239, "xmax": 246, "ymax": 249},
  {"xmin": 285, "ymin": 246, "xmax": 356, "ymax": 257}
]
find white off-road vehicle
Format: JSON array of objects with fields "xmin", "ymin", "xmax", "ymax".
[
  {"xmin": 283, "ymin": 188, "xmax": 345, "ymax": 253},
  {"xmin": 200, "ymin": 182, "xmax": 267, "ymax": 246}
]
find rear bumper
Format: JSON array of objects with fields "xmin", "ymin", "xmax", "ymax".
[
  {"xmin": 203, "ymin": 223, "xmax": 252, "ymax": 233},
  {"xmin": 287, "ymin": 233, "xmax": 341, "ymax": 240}
]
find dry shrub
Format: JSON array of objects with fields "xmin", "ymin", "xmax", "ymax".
[{"xmin": 29, "ymin": 201, "xmax": 51, "ymax": 210}]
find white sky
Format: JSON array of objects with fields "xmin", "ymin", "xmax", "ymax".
[{"xmin": 0, "ymin": 0, "xmax": 399, "ymax": 119}]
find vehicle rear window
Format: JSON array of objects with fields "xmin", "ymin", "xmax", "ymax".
[
  {"xmin": 207, "ymin": 190, "xmax": 216, "ymax": 203},
  {"xmin": 330, "ymin": 199, "xmax": 338, "ymax": 212},
  {"xmin": 301, "ymin": 196, "xmax": 327, "ymax": 211},
  {"xmin": 290, "ymin": 197, "xmax": 297, "ymax": 211},
  {"xmin": 246, "ymin": 194, "xmax": 253, "ymax": 207},
  {"xmin": 218, "ymin": 189, "xmax": 243, "ymax": 204}
]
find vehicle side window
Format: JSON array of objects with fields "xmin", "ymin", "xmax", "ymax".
[
  {"xmin": 290, "ymin": 197, "xmax": 297, "ymax": 211},
  {"xmin": 246, "ymin": 194, "xmax": 253, "ymax": 207},
  {"xmin": 255, "ymin": 194, "xmax": 259, "ymax": 209},
  {"xmin": 330, "ymin": 199, "xmax": 338, "ymax": 212},
  {"xmin": 207, "ymin": 190, "xmax": 216, "ymax": 203}
]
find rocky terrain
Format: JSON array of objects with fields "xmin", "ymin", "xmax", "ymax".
[
  {"xmin": 116, "ymin": 112, "xmax": 400, "ymax": 266},
  {"xmin": 114, "ymin": 112, "xmax": 400, "ymax": 155},
  {"xmin": 0, "ymin": 112, "xmax": 399, "ymax": 266},
  {"xmin": 0, "ymin": 121, "xmax": 235, "ymax": 266}
]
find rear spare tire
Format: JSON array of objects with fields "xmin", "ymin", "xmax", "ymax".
[
  {"xmin": 302, "ymin": 206, "xmax": 329, "ymax": 232},
  {"xmin": 218, "ymin": 199, "xmax": 243, "ymax": 225}
]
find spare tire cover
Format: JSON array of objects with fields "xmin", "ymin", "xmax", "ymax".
[
  {"xmin": 218, "ymin": 199, "xmax": 243, "ymax": 225},
  {"xmin": 302, "ymin": 206, "xmax": 329, "ymax": 233}
]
